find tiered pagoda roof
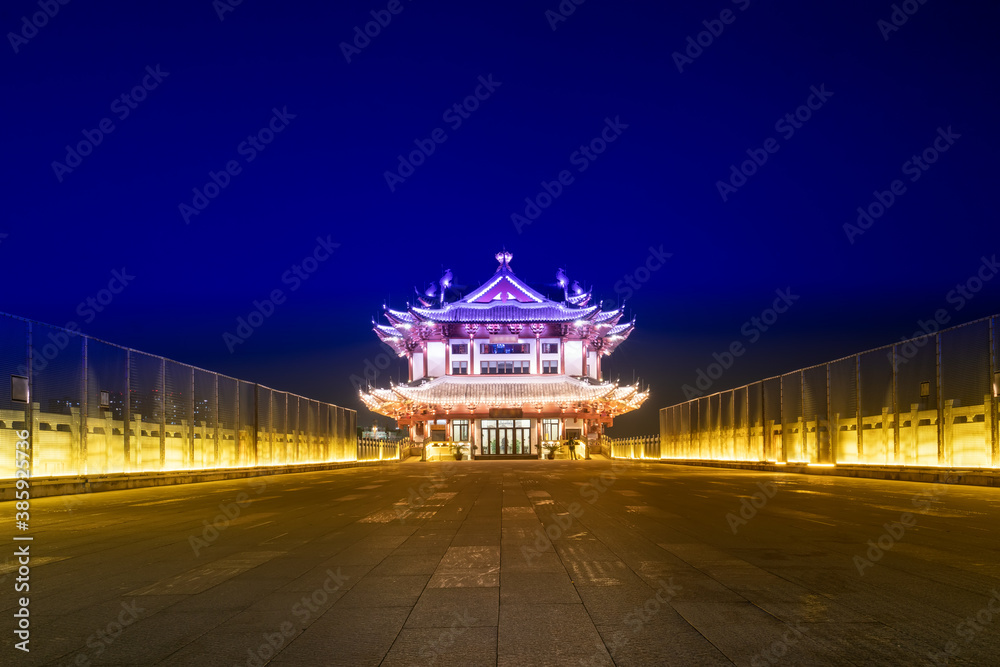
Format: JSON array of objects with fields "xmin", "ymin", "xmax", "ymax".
[
  {"xmin": 361, "ymin": 252, "xmax": 648, "ymax": 423},
  {"xmin": 374, "ymin": 251, "xmax": 636, "ymax": 356}
]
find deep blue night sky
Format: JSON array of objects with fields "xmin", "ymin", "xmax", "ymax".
[{"xmin": 3, "ymin": 0, "xmax": 998, "ymax": 435}]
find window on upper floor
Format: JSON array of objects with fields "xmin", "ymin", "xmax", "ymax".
[
  {"xmin": 481, "ymin": 360, "xmax": 530, "ymax": 374},
  {"xmin": 451, "ymin": 343, "xmax": 468, "ymax": 354},
  {"xmin": 541, "ymin": 343, "xmax": 559, "ymax": 354},
  {"xmin": 479, "ymin": 343, "xmax": 529, "ymax": 354}
]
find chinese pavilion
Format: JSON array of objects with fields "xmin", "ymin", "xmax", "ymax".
[{"xmin": 359, "ymin": 252, "xmax": 648, "ymax": 457}]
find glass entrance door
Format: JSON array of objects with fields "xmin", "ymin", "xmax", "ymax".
[
  {"xmin": 488, "ymin": 420, "xmax": 514, "ymax": 454},
  {"xmin": 481, "ymin": 420, "xmax": 499, "ymax": 454},
  {"xmin": 513, "ymin": 419, "xmax": 531, "ymax": 454},
  {"xmin": 481, "ymin": 419, "xmax": 532, "ymax": 455}
]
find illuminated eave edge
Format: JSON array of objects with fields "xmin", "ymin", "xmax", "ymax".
[
  {"xmin": 374, "ymin": 307, "xmax": 629, "ymax": 347},
  {"xmin": 360, "ymin": 375, "xmax": 649, "ymax": 419}
]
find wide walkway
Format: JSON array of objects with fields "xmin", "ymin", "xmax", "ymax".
[{"xmin": 4, "ymin": 459, "xmax": 1000, "ymax": 665}]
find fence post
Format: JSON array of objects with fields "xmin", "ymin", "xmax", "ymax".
[
  {"xmin": 124, "ymin": 348, "xmax": 131, "ymax": 472},
  {"xmin": 800, "ymin": 371, "xmax": 806, "ymax": 462},
  {"xmin": 937, "ymin": 334, "xmax": 946, "ymax": 466},
  {"xmin": 764, "ymin": 420, "xmax": 772, "ymax": 462},
  {"xmin": 159, "ymin": 357, "xmax": 166, "ymax": 470},
  {"xmin": 727, "ymin": 390, "xmax": 742, "ymax": 461},
  {"xmin": 942, "ymin": 399, "xmax": 954, "ymax": 466},
  {"xmin": 81, "ymin": 336, "xmax": 88, "ymax": 476},
  {"xmin": 253, "ymin": 384, "xmax": 260, "ymax": 467},
  {"xmin": 777, "ymin": 378, "xmax": 785, "ymax": 463},
  {"xmin": 213, "ymin": 374, "xmax": 220, "ymax": 466},
  {"xmin": 881, "ymin": 407, "xmax": 891, "ymax": 464},
  {"xmin": 991, "ymin": 318, "xmax": 999, "ymax": 467},
  {"xmin": 856, "ymin": 354, "xmax": 863, "ymax": 461},
  {"xmin": 189, "ymin": 369, "xmax": 196, "ymax": 469},
  {"xmin": 688, "ymin": 403, "xmax": 693, "ymax": 459},
  {"xmin": 742, "ymin": 393, "xmax": 749, "ymax": 461},
  {"xmin": 24, "ymin": 322, "xmax": 34, "ymax": 476},
  {"xmin": 826, "ymin": 363, "xmax": 833, "ymax": 464},
  {"xmin": 892, "ymin": 344, "xmax": 900, "ymax": 465}
]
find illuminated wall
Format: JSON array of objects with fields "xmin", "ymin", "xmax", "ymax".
[
  {"xmin": 0, "ymin": 313, "xmax": 359, "ymax": 479},
  {"xmin": 657, "ymin": 315, "xmax": 1000, "ymax": 468}
]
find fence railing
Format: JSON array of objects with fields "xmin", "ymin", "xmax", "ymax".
[
  {"xmin": 605, "ymin": 436, "xmax": 660, "ymax": 460},
  {"xmin": 357, "ymin": 437, "xmax": 412, "ymax": 462},
  {"xmin": 655, "ymin": 314, "xmax": 1000, "ymax": 468},
  {"xmin": 0, "ymin": 312, "xmax": 365, "ymax": 479}
]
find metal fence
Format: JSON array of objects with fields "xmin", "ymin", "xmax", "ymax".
[
  {"xmin": 658, "ymin": 314, "xmax": 1000, "ymax": 468},
  {"xmin": 0, "ymin": 313, "xmax": 359, "ymax": 479}
]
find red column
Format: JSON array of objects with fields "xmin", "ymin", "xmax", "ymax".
[
  {"xmin": 535, "ymin": 336, "xmax": 541, "ymax": 374},
  {"xmin": 469, "ymin": 336, "xmax": 476, "ymax": 375}
]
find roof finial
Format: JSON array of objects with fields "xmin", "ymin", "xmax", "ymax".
[
  {"xmin": 495, "ymin": 249, "xmax": 512, "ymax": 270},
  {"xmin": 439, "ymin": 268, "xmax": 452, "ymax": 306},
  {"xmin": 556, "ymin": 267, "xmax": 569, "ymax": 301}
]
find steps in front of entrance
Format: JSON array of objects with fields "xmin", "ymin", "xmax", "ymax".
[{"xmin": 475, "ymin": 454, "xmax": 539, "ymax": 460}]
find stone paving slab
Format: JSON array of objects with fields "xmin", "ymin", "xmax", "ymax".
[
  {"xmin": 596, "ymin": 620, "xmax": 734, "ymax": 666},
  {"xmin": 498, "ymin": 603, "xmax": 611, "ymax": 665},
  {"xmin": 381, "ymin": 626, "xmax": 498, "ymax": 666},
  {"xmin": 269, "ymin": 605, "xmax": 410, "ymax": 666},
  {"xmin": 404, "ymin": 587, "xmax": 499, "ymax": 628},
  {"xmin": 500, "ymin": 571, "xmax": 582, "ymax": 604},
  {"xmin": 5, "ymin": 459, "xmax": 1000, "ymax": 665}
]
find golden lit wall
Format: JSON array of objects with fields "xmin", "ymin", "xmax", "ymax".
[
  {"xmin": 657, "ymin": 315, "xmax": 1000, "ymax": 468},
  {"xmin": 0, "ymin": 314, "xmax": 360, "ymax": 479}
]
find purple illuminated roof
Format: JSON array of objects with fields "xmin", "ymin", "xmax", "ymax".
[
  {"xmin": 374, "ymin": 252, "xmax": 634, "ymax": 355},
  {"xmin": 409, "ymin": 303, "xmax": 600, "ymax": 323}
]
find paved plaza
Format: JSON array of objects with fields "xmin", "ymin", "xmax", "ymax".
[{"xmin": 4, "ymin": 458, "xmax": 1000, "ymax": 665}]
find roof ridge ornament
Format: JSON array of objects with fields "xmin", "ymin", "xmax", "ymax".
[
  {"xmin": 439, "ymin": 268, "xmax": 452, "ymax": 306},
  {"xmin": 556, "ymin": 267, "xmax": 570, "ymax": 302},
  {"xmin": 495, "ymin": 250, "xmax": 513, "ymax": 271}
]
